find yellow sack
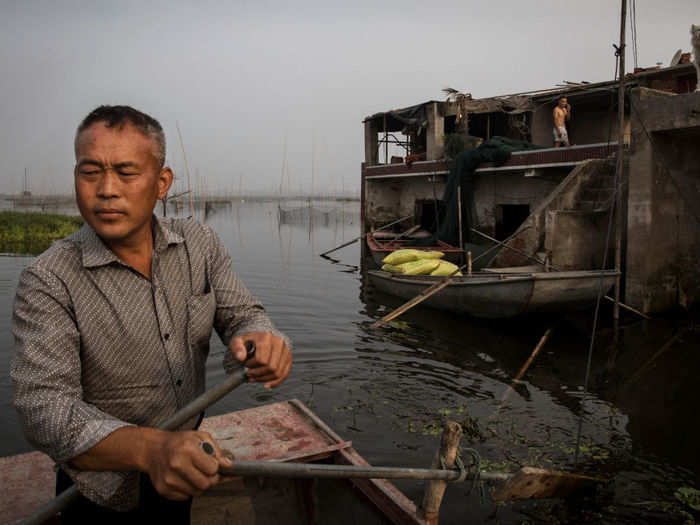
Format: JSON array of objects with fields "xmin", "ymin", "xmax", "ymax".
[
  {"xmin": 382, "ymin": 249, "xmax": 420, "ymax": 265},
  {"xmin": 381, "ymin": 263, "xmax": 404, "ymax": 274},
  {"xmin": 397, "ymin": 259, "xmax": 440, "ymax": 275},
  {"xmin": 430, "ymin": 260, "xmax": 463, "ymax": 276},
  {"xmin": 415, "ymin": 250, "xmax": 444, "ymax": 260}
]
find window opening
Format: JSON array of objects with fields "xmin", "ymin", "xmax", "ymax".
[{"xmin": 495, "ymin": 204, "xmax": 530, "ymax": 240}]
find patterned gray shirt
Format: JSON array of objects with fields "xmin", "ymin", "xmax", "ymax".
[{"xmin": 11, "ymin": 216, "xmax": 289, "ymax": 510}]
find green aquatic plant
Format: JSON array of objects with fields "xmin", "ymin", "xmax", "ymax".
[
  {"xmin": 0, "ymin": 212, "xmax": 83, "ymax": 254},
  {"xmin": 675, "ymin": 487, "xmax": 700, "ymax": 511}
]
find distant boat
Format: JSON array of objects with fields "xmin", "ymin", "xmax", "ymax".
[
  {"xmin": 366, "ymin": 233, "xmax": 463, "ymax": 265},
  {"xmin": 368, "ymin": 268, "xmax": 619, "ymax": 318}
]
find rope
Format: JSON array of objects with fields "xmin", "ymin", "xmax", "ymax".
[
  {"xmin": 630, "ymin": 0, "xmax": 639, "ymax": 70},
  {"xmin": 440, "ymin": 448, "xmax": 482, "ymax": 499},
  {"xmin": 573, "ymin": 39, "xmax": 625, "ymax": 467},
  {"xmin": 460, "ymin": 448, "xmax": 482, "ymax": 500}
]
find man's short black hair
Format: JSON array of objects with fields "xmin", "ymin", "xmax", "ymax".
[{"xmin": 75, "ymin": 105, "xmax": 166, "ymax": 168}]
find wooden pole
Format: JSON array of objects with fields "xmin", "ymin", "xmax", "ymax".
[
  {"xmin": 457, "ymin": 185, "xmax": 464, "ymax": 265},
  {"xmin": 497, "ymin": 325, "xmax": 555, "ymax": 409},
  {"xmin": 383, "ymin": 114, "xmax": 388, "ymax": 164},
  {"xmin": 419, "ymin": 421, "xmax": 463, "ymax": 524},
  {"xmin": 467, "ymin": 251, "xmax": 472, "ymax": 276},
  {"xmin": 176, "ymin": 121, "xmax": 194, "ymax": 217},
  {"xmin": 614, "ymin": 0, "xmax": 628, "ymax": 343},
  {"xmin": 319, "ymin": 214, "xmax": 413, "ymax": 257}
]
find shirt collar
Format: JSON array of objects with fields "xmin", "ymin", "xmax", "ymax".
[{"xmin": 79, "ymin": 215, "xmax": 185, "ymax": 268}]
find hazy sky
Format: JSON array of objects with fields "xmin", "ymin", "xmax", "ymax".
[{"xmin": 1, "ymin": 0, "xmax": 697, "ymax": 196}]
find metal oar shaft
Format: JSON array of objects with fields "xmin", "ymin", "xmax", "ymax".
[
  {"xmin": 220, "ymin": 461, "xmax": 510, "ymax": 483},
  {"xmin": 158, "ymin": 367, "xmax": 248, "ymax": 429}
]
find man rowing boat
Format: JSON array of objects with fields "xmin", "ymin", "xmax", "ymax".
[{"xmin": 11, "ymin": 105, "xmax": 292, "ymax": 523}]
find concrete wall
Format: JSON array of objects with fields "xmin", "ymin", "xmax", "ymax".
[
  {"xmin": 626, "ymin": 88, "xmax": 700, "ymax": 312},
  {"xmin": 364, "ymin": 177, "xmax": 446, "ymax": 228},
  {"xmin": 471, "ymin": 171, "xmax": 563, "ymax": 238},
  {"xmin": 545, "ymin": 210, "xmax": 610, "ymax": 270}
]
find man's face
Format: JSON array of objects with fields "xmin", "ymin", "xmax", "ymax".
[
  {"xmin": 559, "ymin": 98, "xmax": 568, "ymax": 108},
  {"xmin": 74, "ymin": 122, "xmax": 172, "ymax": 247}
]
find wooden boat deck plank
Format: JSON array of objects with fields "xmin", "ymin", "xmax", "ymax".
[{"xmin": 199, "ymin": 399, "xmax": 351, "ymax": 463}]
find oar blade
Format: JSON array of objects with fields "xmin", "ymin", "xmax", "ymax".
[{"xmin": 492, "ymin": 467, "xmax": 607, "ymax": 502}]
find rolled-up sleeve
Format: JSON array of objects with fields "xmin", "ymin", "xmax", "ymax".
[
  {"xmin": 10, "ymin": 265, "xmax": 134, "ymax": 506},
  {"xmin": 201, "ymin": 226, "xmax": 292, "ymax": 372}
]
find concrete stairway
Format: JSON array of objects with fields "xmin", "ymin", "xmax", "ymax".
[{"xmin": 489, "ymin": 159, "xmax": 617, "ymax": 269}]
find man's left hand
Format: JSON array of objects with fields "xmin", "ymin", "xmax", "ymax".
[{"xmin": 229, "ymin": 332, "xmax": 292, "ymax": 388}]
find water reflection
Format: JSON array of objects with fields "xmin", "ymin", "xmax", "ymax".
[{"xmin": 0, "ymin": 200, "xmax": 697, "ymax": 524}]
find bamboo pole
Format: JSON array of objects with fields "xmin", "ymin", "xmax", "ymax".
[
  {"xmin": 457, "ymin": 185, "xmax": 464, "ymax": 265},
  {"xmin": 319, "ymin": 214, "xmax": 413, "ymax": 257},
  {"xmin": 496, "ymin": 325, "xmax": 556, "ymax": 410},
  {"xmin": 175, "ymin": 121, "xmax": 194, "ymax": 217},
  {"xmin": 613, "ymin": 0, "xmax": 628, "ymax": 344},
  {"xmin": 419, "ymin": 421, "xmax": 463, "ymax": 524}
]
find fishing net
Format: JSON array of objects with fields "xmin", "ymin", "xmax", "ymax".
[{"xmin": 418, "ymin": 136, "xmax": 545, "ymax": 247}]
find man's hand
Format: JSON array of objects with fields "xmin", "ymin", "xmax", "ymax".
[
  {"xmin": 69, "ymin": 426, "xmax": 232, "ymax": 501},
  {"xmin": 229, "ymin": 332, "xmax": 292, "ymax": 388},
  {"xmin": 144, "ymin": 429, "xmax": 231, "ymax": 501}
]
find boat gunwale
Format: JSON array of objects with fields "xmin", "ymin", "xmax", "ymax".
[
  {"xmin": 367, "ymin": 269, "xmax": 620, "ymax": 286},
  {"xmin": 365, "ymin": 233, "xmax": 463, "ymax": 254}
]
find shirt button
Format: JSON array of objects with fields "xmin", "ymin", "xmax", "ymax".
[
  {"xmin": 163, "ymin": 333, "xmax": 170, "ymax": 341},
  {"xmin": 176, "ymin": 379, "xmax": 182, "ymax": 387}
]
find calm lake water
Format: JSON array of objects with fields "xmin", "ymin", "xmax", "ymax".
[{"xmin": 1, "ymin": 200, "xmax": 698, "ymax": 524}]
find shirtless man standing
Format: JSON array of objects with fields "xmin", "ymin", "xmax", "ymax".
[{"xmin": 553, "ymin": 97, "xmax": 571, "ymax": 147}]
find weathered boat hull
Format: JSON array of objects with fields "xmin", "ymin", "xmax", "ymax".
[
  {"xmin": 0, "ymin": 400, "xmax": 424, "ymax": 525},
  {"xmin": 367, "ymin": 269, "xmax": 619, "ymax": 318}
]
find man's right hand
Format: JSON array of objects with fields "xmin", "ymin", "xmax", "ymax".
[
  {"xmin": 144, "ymin": 429, "xmax": 232, "ymax": 500},
  {"xmin": 69, "ymin": 425, "xmax": 232, "ymax": 501}
]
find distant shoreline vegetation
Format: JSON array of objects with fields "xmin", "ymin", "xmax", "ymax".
[{"xmin": 0, "ymin": 211, "xmax": 83, "ymax": 255}]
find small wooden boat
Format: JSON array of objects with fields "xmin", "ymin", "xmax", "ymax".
[
  {"xmin": 366, "ymin": 234, "xmax": 463, "ymax": 265},
  {"xmin": 1, "ymin": 400, "xmax": 424, "ymax": 525},
  {"xmin": 367, "ymin": 269, "xmax": 619, "ymax": 318}
]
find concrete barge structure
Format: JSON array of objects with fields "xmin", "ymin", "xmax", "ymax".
[{"xmin": 361, "ymin": 61, "xmax": 699, "ymax": 315}]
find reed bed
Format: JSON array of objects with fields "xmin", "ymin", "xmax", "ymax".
[{"xmin": 0, "ymin": 211, "xmax": 83, "ymax": 254}]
